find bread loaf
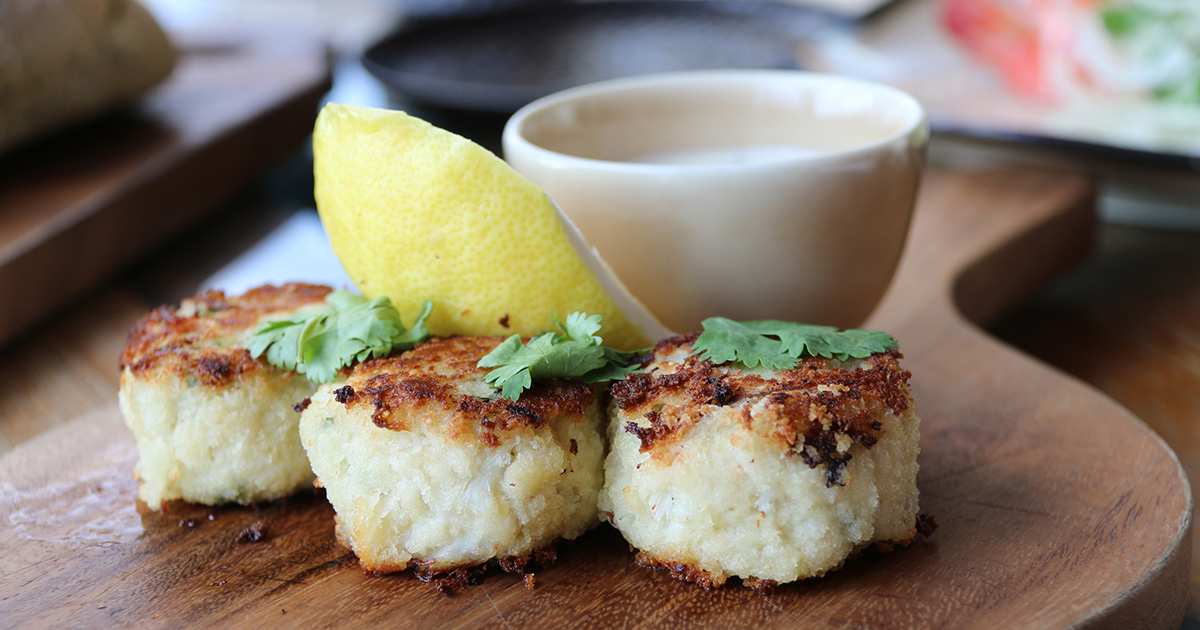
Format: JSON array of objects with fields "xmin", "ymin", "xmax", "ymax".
[{"xmin": 0, "ymin": 0, "xmax": 175, "ymax": 153}]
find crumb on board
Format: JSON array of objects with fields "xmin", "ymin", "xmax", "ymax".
[
  {"xmin": 917, "ymin": 513, "xmax": 938, "ymax": 538},
  {"xmin": 235, "ymin": 521, "xmax": 267, "ymax": 543}
]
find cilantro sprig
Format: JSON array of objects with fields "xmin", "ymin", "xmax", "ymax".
[
  {"xmin": 691, "ymin": 318, "xmax": 897, "ymax": 369},
  {"xmin": 478, "ymin": 312, "xmax": 642, "ymax": 401},
  {"xmin": 246, "ymin": 291, "xmax": 431, "ymax": 383}
]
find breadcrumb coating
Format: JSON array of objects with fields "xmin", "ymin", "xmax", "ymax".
[
  {"xmin": 601, "ymin": 334, "xmax": 923, "ymax": 587},
  {"xmin": 300, "ymin": 336, "xmax": 605, "ymax": 581},
  {"xmin": 118, "ymin": 283, "xmax": 330, "ymax": 509}
]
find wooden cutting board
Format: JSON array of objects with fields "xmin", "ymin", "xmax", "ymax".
[
  {"xmin": 0, "ymin": 29, "xmax": 330, "ymax": 348},
  {"xmin": 0, "ymin": 169, "xmax": 1189, "ymax": 628}
]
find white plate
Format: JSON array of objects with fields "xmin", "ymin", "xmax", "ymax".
[{"xmin": 798, "ymin": 0, "xmax": 1200, "ymax": 162}]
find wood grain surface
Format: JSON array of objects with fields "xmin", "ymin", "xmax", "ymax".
[
  {"xmin": 993, "ymin": 221, "xmax": 1200, "ymax": 620},
  {"xmin": 0, "ymin": 29, "xmax": 330, "ymax": 348},
  {"xmin": 0, "ymin": 169, "xmax": 1191, "ymax": 628}
]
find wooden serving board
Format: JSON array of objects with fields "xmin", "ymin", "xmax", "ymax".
[
  {"xmin": 0, "ymin": 169, "xmax": 1190, "ymax": 628},
  {"xmin": 0, "ymin": 29, "xmax": 330, "ymax": 348}
]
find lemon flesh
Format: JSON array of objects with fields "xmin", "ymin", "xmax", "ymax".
[{"xmin": 313, "ymin": 103, "xmax": 670, "ymax": 351}]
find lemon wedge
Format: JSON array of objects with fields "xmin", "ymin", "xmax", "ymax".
[{"xmin": 313, "ymin": 103, "xmax": 671, "ymax": 351}]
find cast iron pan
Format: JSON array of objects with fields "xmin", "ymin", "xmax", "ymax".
[{"xmin": 363, "ymin": 1, "xmax": 841, "ymax": 113}]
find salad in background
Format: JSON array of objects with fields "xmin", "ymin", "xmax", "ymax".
[{"xmin": 943, "ymin": 0, "xmax": 1200, "ymax": 105}]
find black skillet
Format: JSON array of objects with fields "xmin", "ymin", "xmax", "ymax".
[{"xmin": 363, "ymin": 1, "xmax": 843, "ymax": 114}]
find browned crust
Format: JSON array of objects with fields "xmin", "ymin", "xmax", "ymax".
[
  {"xmin": 333, "ymin": 336, "xmax": 596, "ymax": 442},
  {"xmin": 120, "ymin": 283, "xmax": 332, "ymax": 386},
  {"xmin": 633, "ymin": 524, "xmax": 931, "ymax": 592},
  {"xmin": 634, "ymin": 551, "xmax": 728, "ymax": 590},
  {"xmin": 234, "ymin": 521, "xmax": 267, "ymax": 543},
  {"xmin": 359, "ymin": 543, "xmax": 560, "ymax": 595},
  {"xmin": 916, "ymin": 512, "xmax": 939, "ymax": 538},
  {"xmin": 611, "ymin": 334, "xmax": 912, "ymax": 486}
]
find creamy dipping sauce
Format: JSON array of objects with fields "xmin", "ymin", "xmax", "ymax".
[{"xmin": 630, "ymin": 145, "xmax": 823, "ymax": 165}]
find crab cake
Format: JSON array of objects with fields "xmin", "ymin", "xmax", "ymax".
[
  {"xmin": 600, "ymin": 334, "xmax": 921, "ymax": 589},
  {"xmin": 299, "ymin": 336, "xmax": 605, "ymax": 581},
  {"xmin": 119, "ymin": 283, "xmax": 331, "ymax": 510}
]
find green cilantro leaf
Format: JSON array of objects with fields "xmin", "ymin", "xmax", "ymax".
[
  {"xmin": 245, "ymin": 291, "xmax": 431, "ymax": 383},
  {"xmin": 559, "ymin": 311, "xmax": 603, "ymax": 344},
  {"xmin": 478, "ymin": 312, "xmax": 643, "ymax": 401},
  {"xmin": 580, "ymin": 346, "xmax": 644, "ymax": 382},
  {"xmin": 392, "ymin": 300, "xmax": 433, "ymax": 352},
  {"xmin": 689, "ymin": 318, "xmax": 799, "ymax": 369},
  {"xmin": 691, "ymin": 317, "xmax": 898, "ymax": 369}
]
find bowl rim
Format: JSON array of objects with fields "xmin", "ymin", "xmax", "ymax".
[{"xmin": 502, "ymin": 69, "xmax": 928, "ymax": 173}]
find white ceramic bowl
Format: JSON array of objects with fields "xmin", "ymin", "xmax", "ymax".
[{"xmin": 503, "ymin": 70, "xmax": 927, "ymax": 333}]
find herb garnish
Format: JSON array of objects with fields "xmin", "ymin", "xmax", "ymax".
[
  {"xmin": 478, "ymin": 312, "xmax": 642, "ymax": 401},
  {"xmin": 246, "ymin": 291, "xmax": 431, "ymax": 383},
  {"xmin": 691, "ymin": 317, "xmax": 898, "ymax": 369}
]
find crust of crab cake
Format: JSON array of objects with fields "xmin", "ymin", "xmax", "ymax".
[
  {"xmin": 610, "ymin": 333, "xmax": 912, "ymax": 484},
  {"xmin": 630, "ymin": 525, "xmax": 936, "ymax": 592},
  {"xmin": 600, "ymin": 334, "xmax": 923, "ymax": 587},
  {"xmin": 628, "ymin": 511, "xmax": 936, "ymax": 590},
  {"xmin": 120, "ymin": 282, "xmax": 332, "ymax": 386},
  {"xmin": 633, "ymin": 551, "xmax": 730, "ymax": 590},
  {"xmin": 346, "ymin": 533, "xmax": 560, "ymax": 582},
  {"xmin": 302, "ymin": 336, "xmax": 606, "ymax": 580},
  {"xmin": 330, "ymin": 336, "xmax": 597, "ymax": 445},
  {"xmin": 602, "ymin": 409, "xmax": 918, "ymax": 585},
  {"xmin": 406, "ymin": 546, "xmax": 559, "ymax": 594},
  {"xmin": 117, "ymin": 283, "xmax": 331, "ymax": 509},
  {"xmin": 119, "ymin": 367, "xmax": 318, "ymax": 508},
  {"xmin": 304, "ymin": 405, "xmax": 604, "ymax": 575}
]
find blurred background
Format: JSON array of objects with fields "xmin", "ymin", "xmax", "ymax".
[{"xmin": 131, "ymin": 0, "xmax": 1200, "ymax": 241}]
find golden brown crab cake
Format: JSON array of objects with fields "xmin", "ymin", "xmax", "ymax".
[
  {"xmin": 118, "ymin": 283, "xmax": 332, "ymax": 510},
  {"xmin": 599, "ymin": 334, "xmax": 922, "ymax": 590},
  {"xmin": 298, "ymin": 336, "xmax": 605, "ymax": 580}
]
